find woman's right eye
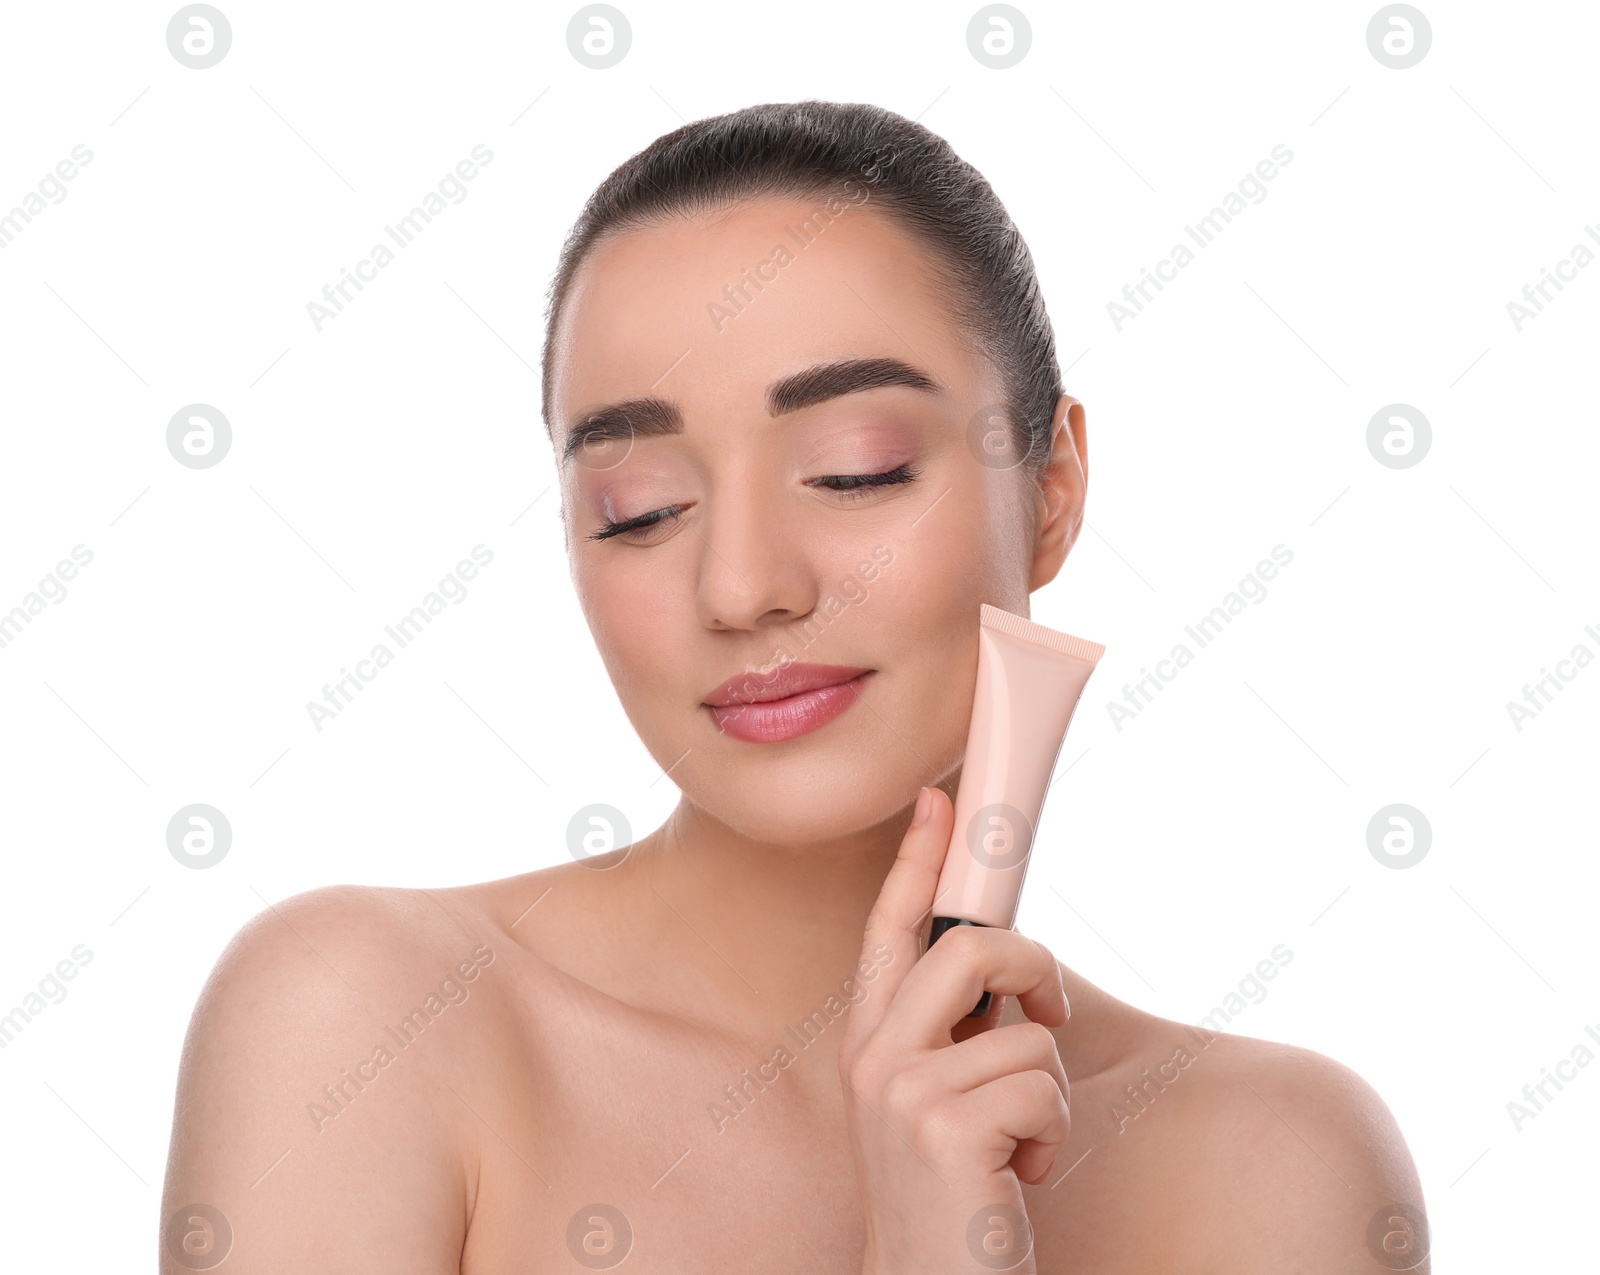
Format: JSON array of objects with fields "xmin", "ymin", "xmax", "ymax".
[{"xmin": 588, "ymin": 505, "xmax": 685, "ymax": 542}]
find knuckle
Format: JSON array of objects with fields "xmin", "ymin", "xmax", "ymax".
[
  {"xmin": 879, "ymin": 1067, "xmax": 928, "ymax": 1122},
  {"xmin": 1023, "ymin": 1067, "xmax": 1061, "ymax": 1103},
  {"xmin": 1020, "ymin": 1020, "xmax": 1059, "ymax": 1055},
  {"xmin": 1039, "ymin": 1070, "xmax": 1072, "ymax": 1120},
  {"xmin": 1023, "ymin": 932, "xmax": 1058, "ymax": 967},
  {"xmin": 1012, "ymin": 1067, "xmax": 1068, "ymax": 1121},
  {"xmin": 940, "ymin": 924, "xmax": 989, "ymax": 968}
]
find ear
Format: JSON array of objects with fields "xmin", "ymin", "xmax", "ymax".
[{"xmin": 1028, "ymin": 394, "xmax": 1088, "ymax": 592}]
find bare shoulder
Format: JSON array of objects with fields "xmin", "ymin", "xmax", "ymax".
[
  {"xmin": 1011, "ymin": 961, "xmax": 1429, "ymax": 1273},
  {"xmin": 161, "ymin": 883, "xmax": 498, "ymax": 1273},
  {"xmin": 1115, "ymin": 1020, "xmax": 1430, "ymax": 1273},
  {"xmin": 190, "ymin": 882, "xmax": 496, "ymax": 1031}
]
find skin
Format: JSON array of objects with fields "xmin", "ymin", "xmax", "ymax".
[{"xmin": 159, "ymin": 189, "xmax": 1430, "ymax": 1273}]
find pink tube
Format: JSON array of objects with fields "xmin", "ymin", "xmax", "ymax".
[{"xmin": 928, "ymin": 603, "xmax": 1104, "ymax": 1016}]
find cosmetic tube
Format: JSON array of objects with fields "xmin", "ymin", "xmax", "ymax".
[{"xmin": 927, "ymin": 604, "xmax": 1105, "ymax": 1017}]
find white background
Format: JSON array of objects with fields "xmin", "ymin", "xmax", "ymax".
[{"xmin": 1, "ymin": 0, "xmax": 1595, "ymax": 1268}]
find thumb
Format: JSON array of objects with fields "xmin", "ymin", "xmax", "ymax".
[{"xmin": 848, "ymin": 785, "xmax": 954, "ymax": 1042}]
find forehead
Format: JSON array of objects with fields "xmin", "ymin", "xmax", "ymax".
[{"xmin": 548, "ymin": 194, "xmax": 986, "ymax": 428}]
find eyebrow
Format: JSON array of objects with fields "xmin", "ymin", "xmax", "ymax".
[{"xmin": 560, "ymin": 356, "xmax": 944, "ymax": 464}]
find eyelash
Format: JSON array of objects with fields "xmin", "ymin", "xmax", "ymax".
[{"xmin": 588, "ymin": 462, "xmax": 921, "ymax": 542}]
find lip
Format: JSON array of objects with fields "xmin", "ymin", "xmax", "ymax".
[{"xmin": 703, "ymin": 663, "xmax": 874, "ymax": 744}]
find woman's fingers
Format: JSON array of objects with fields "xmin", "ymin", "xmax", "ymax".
[
  {"xmin": 846, "ymin": 785, "xmax": 954, "ymax": 1044},
  {"xmin": 951, "ymin": 988, "xmax": 1007, "ymax": 1043},
  {"xmin": 887, "ymin": 923, "xmax": 1070, "ymax": 1049},
  {"xmin": 958, "ymin": 1069, "xmax": 1073, "ymax": 1184},
  {"xmin": 909, "ymin": 1020, "xmax": 1070, "ymax": 1105},
  {"xmin": 840, "ymin": 788, "xmax": 1073, "ymax": 1270}
]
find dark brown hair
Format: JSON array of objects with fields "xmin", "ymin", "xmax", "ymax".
[{"xmin": 541, "ymin": 99, "xmax": 1062, "ymax": 476}]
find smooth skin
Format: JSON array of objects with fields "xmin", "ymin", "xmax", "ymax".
[{"xmin": 160, "ymin": 190, "xmax": 1429, "ymax": 1272}]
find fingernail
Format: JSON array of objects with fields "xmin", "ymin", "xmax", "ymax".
[{"xmin": 911, "ymin": 786, "xmax": 932, "ymax": 827}]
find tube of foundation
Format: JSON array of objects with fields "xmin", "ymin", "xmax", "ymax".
[{"xmin": 927, "ymin": 603, "xmax": 1105, "ymax": 1017}]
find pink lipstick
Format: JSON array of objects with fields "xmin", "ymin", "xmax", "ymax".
[{"xmin": 703, "ymin": 663, "xmax": 873, "ymax": 743}]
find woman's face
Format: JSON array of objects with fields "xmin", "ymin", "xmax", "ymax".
[{"xmin": 547, "ymin": 190, "xmax": 1082, "ymax": 844}]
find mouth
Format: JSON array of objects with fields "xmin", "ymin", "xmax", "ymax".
[{"xmin": 703, "ymin": 664, "xmax": 875, "ymax": 744}]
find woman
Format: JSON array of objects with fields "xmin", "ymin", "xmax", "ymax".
[{"xmin": 161, "ymin": 100, "xmax": 1427, "ymax": 1273}]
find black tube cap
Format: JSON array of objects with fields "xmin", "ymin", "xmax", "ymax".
[{"xmin": 928, "ymin": 916, "xmax": 992, "ymax": 1018}]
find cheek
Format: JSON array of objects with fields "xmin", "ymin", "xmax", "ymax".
[
  {"xmin": 878, "ymin": 478, "xmax": 1024, "ymax": 615},
  {"xmin": 865, "ymin": 479, "xmax": 1029, "ymax": 719},
  {"xmin": 846, "ymin": 499, "xmax": 988, "ymax": 675},
  {"xmin": 574, "ymin": 553, "xmax": 685, "ymax": 709}
]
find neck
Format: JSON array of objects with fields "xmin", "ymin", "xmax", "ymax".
[{"xmin": 616, "ymin": 783, "xmax": 954, "ymax": 1041}]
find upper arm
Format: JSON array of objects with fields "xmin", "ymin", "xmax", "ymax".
[
  {"xmin": 1191, "ymin": 1042, "xmax": 1431, "ymax": 1273},
  {"xmin": 159, "ymin": 886, "xmax": 473, "ymax": 1273}
]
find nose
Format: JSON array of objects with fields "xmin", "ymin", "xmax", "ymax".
[{"xmin": 693, "ymin": 482, "xmax": 819, "ymax": 634}]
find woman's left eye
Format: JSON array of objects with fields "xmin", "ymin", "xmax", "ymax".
[{"xmin": 809, "ymin": 462, "xmax": 920, "ymax": 499}]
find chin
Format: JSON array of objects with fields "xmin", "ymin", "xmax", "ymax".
[
  {"xmin": 687, "ymin": 770, "xmax": 913, "ymax": 846},
  {"xmin": 670, "ymin": 704, "xmax": 961, "ymax": 847}
]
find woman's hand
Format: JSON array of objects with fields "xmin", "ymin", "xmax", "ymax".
[{"xmin": 839, "ymin": 785, "xmax": 1072, "ymax": 1274}]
